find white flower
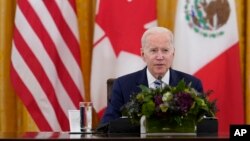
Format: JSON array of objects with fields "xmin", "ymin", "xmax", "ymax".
[
  {"xmin": 162, "ymin": 92, "xmax": 173, "ymax": 102},
  {"xmin": 160, "ymin": 103, "xmax": 169, "ymax": 112}
]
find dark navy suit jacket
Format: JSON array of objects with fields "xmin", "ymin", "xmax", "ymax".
[{"xmin": 100, "ymin": 67, "xmax": 203, "ymax": 124}]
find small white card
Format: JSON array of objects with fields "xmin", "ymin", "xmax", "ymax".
[{"xmin": 68, "ymin": 110, "xmax": 80, "ymax": 133}]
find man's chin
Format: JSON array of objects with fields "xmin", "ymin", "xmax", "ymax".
[
  {"xmin": 155, "ymin": 72, "xmax": 165, "ymax": 77},
  {"xmin": 154, "ymin": 68, "xmax": 166, "ymax": 72}
]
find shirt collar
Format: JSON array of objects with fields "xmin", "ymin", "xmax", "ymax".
[{"xmin": 147, "ymin": 68, "xmax": 170, "ymax": 88}]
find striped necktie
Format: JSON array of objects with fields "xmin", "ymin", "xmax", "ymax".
[{"xmin": 154, "ymin": 80, "xmax": 162, "ymax": 89}]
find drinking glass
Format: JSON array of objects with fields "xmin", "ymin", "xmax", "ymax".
[{"xmin": 79, "ymin": 102, "xmax": 92, "ymax": 133}]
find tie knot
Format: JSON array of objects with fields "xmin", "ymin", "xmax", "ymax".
[{"xmin": 154, "ymin": 80, "xmax": 161, "ymax": 89}]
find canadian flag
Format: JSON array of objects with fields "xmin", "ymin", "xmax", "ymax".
[
  {"xmin": 173, "ymin": 0, "xmax": 244, "ymax": 135},
  {"xmin": 91, "ymin": 0, "xmax": 156, "ymax": 118}
]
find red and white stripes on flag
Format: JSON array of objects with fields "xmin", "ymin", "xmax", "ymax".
[
  {"xmin": 91, "ymin": 0, "xmax": 156, "ymax": 118},
  {"xmin": 10, "ymin": 0, "xmax": 84, "ymax": 131}
]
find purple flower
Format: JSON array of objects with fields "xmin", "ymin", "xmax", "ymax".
[
  {"xmin": 172, "ymin": 92, "xmax": 194, "ymax": 115},
  {"xmin": 154, "ymin": 95, "xmax": 163, "ymax": 106}
]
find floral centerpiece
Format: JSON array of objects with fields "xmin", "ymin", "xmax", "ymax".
[{"xmin": 121, "ymin": 79, "xmax": 217, "ymax": 133}]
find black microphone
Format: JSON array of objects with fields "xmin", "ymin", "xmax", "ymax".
[{"xmin": 157, "ymin": 76, "xmax": 163, "ymax": 89}]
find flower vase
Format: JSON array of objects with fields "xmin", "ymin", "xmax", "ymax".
[{"xmin": 145, "ymin": 117, "xmax": 196, "ymax": 134}]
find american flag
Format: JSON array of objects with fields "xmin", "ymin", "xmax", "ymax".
[{"xmin": 10, "ymin": 0, "xmax": 84, "ymax": 131}]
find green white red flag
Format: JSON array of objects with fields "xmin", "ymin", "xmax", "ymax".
[{"xmin": 173, "ymin": 0, "xmax": 244, "ymax": 135}]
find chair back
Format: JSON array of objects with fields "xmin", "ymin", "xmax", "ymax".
[{"xmin": 107, "ymin": 78, "xmax": 116, "ymax": 104}]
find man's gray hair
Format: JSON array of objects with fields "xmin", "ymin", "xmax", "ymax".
[{"xmin": 141, "ymin": 27, "xmax": 174, "ymax": 49}]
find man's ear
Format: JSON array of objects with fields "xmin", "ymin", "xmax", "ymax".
[
  {"xmin": 140, "ymin": 48, "xmax": 144, "ymax": 56},
  {"xmin": 141, "ymin": 52, "xmax": 144, "ymax": 56},
  {"xmin": 141, "ymin": 51, "xmax": 146, "ymax": 62},
  {"xmin": 141, "ymin": 48, "xmax": 144, "ymax": 57}
]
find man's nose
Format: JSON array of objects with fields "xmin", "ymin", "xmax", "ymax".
[{"xmin": 156, "ymin": 51, "xmax": 164, "ymax": 59}]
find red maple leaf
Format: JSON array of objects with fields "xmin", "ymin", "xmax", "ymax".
[{"xmin": 95, "ymin": 0, "xmax": 156, "ymax": 57}]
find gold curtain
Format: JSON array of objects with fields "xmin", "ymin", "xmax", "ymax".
[
  {"xmin": 0, "ymin": 0, "xmax": 17, "ymax": 132},
  {"xmin": 245, "ymin": 0, "xmax": 250, "ymax": 123},
  {"xmin": 0, "ymin": 0, "xmax": 249, "ymax": 132}
]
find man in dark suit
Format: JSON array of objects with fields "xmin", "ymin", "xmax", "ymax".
[{"xmin": 100, "ymin": 27, "xmax": 203, "ymax": 125}]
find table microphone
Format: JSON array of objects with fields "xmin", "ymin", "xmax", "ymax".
[{"xmin": 157, "ymin": 76, "xmax": 163, "ymax": 89}]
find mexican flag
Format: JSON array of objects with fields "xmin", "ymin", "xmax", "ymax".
[{"xmin": 173, "ymin": 0, "xmax": 244, "ymax": 135}]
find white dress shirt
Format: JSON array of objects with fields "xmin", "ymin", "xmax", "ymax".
[{"xmin": 146, "ymin": 68, "xmax": 170, "ymax": 89}]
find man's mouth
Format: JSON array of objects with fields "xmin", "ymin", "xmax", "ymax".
[{"xmin": 155, "ymin": 64, "xmax": 164, "ymax": 66}]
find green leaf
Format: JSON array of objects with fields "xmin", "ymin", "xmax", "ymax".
[
  {"xmin": 176, "ymin": 79, "xmax": 186, "ymax": 89},
  {"xmin": 142, "ymin": 100, "xmax": 155, "ymax": 117},
  {"xmin": 139, "ymin": 85, "xmax": 151, "ymax": 93}
]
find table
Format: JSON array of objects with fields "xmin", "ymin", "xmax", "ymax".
[{"xmin": 0, "ymin": 132, "xmax": 229, "ymax": 140}]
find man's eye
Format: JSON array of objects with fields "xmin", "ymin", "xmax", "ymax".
[{"xmin": 150, "ymin": 49, "xmax": 157, "ymax": 52}]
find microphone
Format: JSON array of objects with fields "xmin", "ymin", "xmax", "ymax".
[{"xmin": 157, "ymin": 76, "xmax": 163, "ymax": 89}]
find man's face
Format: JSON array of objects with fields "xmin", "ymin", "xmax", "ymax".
[{"xmin": 141, "ymin": 32, "xmax": 174, "ymax": 79}]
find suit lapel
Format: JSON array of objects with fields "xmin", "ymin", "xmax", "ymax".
[
  {"xmin": 169, "ymin": 69, "xmax": 179, "ymax": 86},
  {"xmin": 136, "ymin": 67, "xmax": 148, "ymax": 87}
]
